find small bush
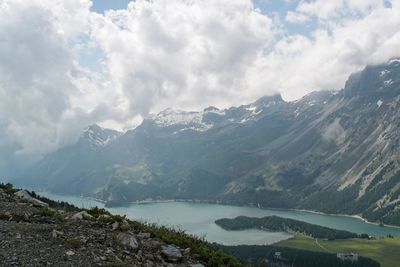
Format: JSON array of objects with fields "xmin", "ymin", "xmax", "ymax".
[
  {"xmin": 87, "ymin": 206, "xmax": 110, "ymax": 218},
  {"xmin": 39, "ymin": 207, "xmax": 57, "ymax": 217},
  {"xmin": 32, "ymin": 193, "xmax": 81, "ymax": 212},
  {"xmin": 66, "ymin": 237, "xmax": 87, "ymax": 249},
  {"xmin": 0, "ymin": 182, "xmax": 16, "ymax": 194},
  {"xmin": 132, "ymin": 223, "xmax": 244, "ymax": 267}
]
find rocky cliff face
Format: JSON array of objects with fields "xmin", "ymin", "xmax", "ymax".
[{"xmin": 23, "ymin": 59, "xmax": 400, "ymax": 225}]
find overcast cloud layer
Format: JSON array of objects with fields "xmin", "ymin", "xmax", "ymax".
[{"xmin": 1, "ymin": 0, "xmax": 400, "ymax": 162}]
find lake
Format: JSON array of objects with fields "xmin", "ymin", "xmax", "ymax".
[{"xmin": 39, "ymin": 192, "xmax": 400, "ymax": 246}]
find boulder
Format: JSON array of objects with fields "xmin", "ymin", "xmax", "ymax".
[
  {"xmin": 111, "ymin": 222, "xmax": 119, "ymax": 231},
  {"xmin": 51, "ymin": 230, "xmax": 64, "ymax": 238},
  {"xmin": 119, "ymin": 220, "xmax": 131, "ymax": 231},
  {"xmin": 14, "ymin": 190, "xmax": 49, "ymax": 208},
  {"xmin": 137, "ymin": 232, "xmax": 151, "ymax": 239},
  {"xmin": 65, "ymin": 250, "xmax": 75, "ymax": 256},
  {"xmin": 97, "ymin": 214, "xmax": 111, "ymax": 220},
  {"xmin": 116, "ymin": 233, "xmax": 138, "ymax": 250},
  {"xmin": 68, "ymin": 211, "xmax": 93, "ymax": 220},
  {"xmin": 0, "ymin": 188, "xmax": 6, "ymax": 198},
  {"xmin": 161, "ymin": 245, "xmax": 182, "ymax": 263}
]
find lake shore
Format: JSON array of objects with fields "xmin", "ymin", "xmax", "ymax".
[
  {"xmin": 35, "ymin": 190, "xmax": 400, "ymax": 231},
  {"xmin": 109, "ymin": 197, "xmax": 400, "ymax": 231},
  {"xmin": 286, "ymin": 208, "xmax": 400, "ymax": 230}
]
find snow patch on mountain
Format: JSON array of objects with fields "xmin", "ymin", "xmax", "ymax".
[
  {"xmin": 152, "ymin": 108, "xmax": 203, "ymax": 126},
  {"xmin": 388, "ymin": 58, "xmax": 400, "ymax": 65},
  {"xmin": 150, "ymin": 94, "xmax": 284, "ymax": 131},
  {"xmin": 238, "ymin": 104, "xmax": 263, "ymax": 123},
  {"xmin": 151, "ymin": 108, "xmax": 212, "ymax": 131},
  {"xmin": 380, "ymin": 70, "xmax": 390, "ymax": 77},
  {"xmin": 204, "ymin": 106, "xmax": 226, "ymax": 116},
  {"xmin": 82, "ymin": 125, "xmax": 121, "ymax": 148},
  {"xmin": 384, "ymin": 79, "xmax": 394, "ymax": 86}
]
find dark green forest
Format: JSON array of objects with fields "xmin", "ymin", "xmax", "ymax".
[{"xmin": 215, "ymin": 216, "xmax": 368, "ymax": 240}]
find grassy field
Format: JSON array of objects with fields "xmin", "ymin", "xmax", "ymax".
[{"xmin": 276, "ymin": 235, "xmax": 400, "ymax": 267}]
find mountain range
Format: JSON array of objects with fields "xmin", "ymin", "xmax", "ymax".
[{"xmin": 21, "ymin": 58, "xmax": 400, "ymax": 226}]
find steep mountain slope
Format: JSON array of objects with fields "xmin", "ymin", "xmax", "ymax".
[
  {"xmin": 26, "ymin": 125, "xmax": 122, "ymax": 194},
  {"xmin": 24, "ymin": 59, "xmax": 400, "ymax": 225}
]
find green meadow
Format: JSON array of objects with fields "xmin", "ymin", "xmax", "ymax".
[{"xmin": 276, "ymin": 235, "xmax": 400, "ymax": 267}]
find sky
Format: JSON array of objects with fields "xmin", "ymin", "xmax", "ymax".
[{"xmin": 1, "ymin": 0, "xmax": 400, "ymax": 161}]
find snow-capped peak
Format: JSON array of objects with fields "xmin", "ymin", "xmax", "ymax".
[
  {"xmin": 388, "ymin": 58, "xmax": 400, "ymax": 65},
  {"xmin": 149, "ymin": 95, "xmax": 284, "ymax": 131},
  {"xmin": 204, "ymin": 106, "xmax": 226, "ymax": 116},
  {"xmin": 82, "ymin": 124, "xmax": 121, "ymax": 148},
  {"xmin": 152, "ymin": 108, "xmax": 203, "ymax": 126},
  {"xmin": 150, "ymin": 108, "xmax": 212, "ymax": 131}
]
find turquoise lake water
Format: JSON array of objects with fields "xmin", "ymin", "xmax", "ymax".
[{"xmin": 38, "ymin": 192, "xmax": 400, "ymax": 246}]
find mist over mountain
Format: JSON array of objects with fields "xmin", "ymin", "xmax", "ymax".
[{"xmin": 18, "ymin": 58, "xmax": 400, "ymax": 226}]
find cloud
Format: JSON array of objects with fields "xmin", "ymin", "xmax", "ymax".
[
  {"xmin": 291, "ymin": 0, "xmax": 385, "ymax": 21},
  {"xmin": 1, "ymin": 0, "xmax": 400, "ymax": 168},
  {"xmin": 0, "ymin": 0, "xmax": 123, "ymax": 160},
  {"xmin": 91, "ymin": 0, "xmax": 275, "ymax": 113},
  {"xmin": 286, "ymin": 11, "xmax": 311, "ymax": 23},
  {"xmin": 270, "ymin": 0, "xmax": 400, "ymax": 99},
  {"xmin": 0, "ymin": 0, "xmax": 276, "ymax": 164},
  {"xmin": 295, "ymin": 0, "xmax": 345, "ymax": 20}
]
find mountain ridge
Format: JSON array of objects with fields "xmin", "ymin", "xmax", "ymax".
[{"xmin": 20, "ymin": 58, "xmax": 400, "ymax": 226}]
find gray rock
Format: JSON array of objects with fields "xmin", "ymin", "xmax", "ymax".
[
  {"xmin": 68, "ymin": 211, "xmax": 93, "ymax": 220},
  {"xmin": 190, "ymin": 264, "xmax": 205, "ymax": 267},
  {"xmin": 111, "ymin": 222, "xmax": 119, "ymax": 231},
  {"xmin": 51, "ymin": 230, "xmax": 64, "ymax": 238},
  {"xmin": 98, "ymin": 214, "xmax": 110, "ymax": 220},
  {"xmin": 137, "ymin": 232, "xmax": 151, "ymax": 239},
  {"xmin": 161, "ymin": 245, "xmax": 182, "ymax": 263},
  {"xmin": 65, "ymin": 250, "xmax": 75, "ymax": 256},
  {"xmin": 23, "ymin": 211, "xmax": 32, "ymax": 220},
  {"xmin": 144, "ymin": 260, "xmax": 155, "ymax": 267},
  {"xmin": 119, "ymin": 220, "xmax": 130, "ymax": 231},
  {"xmin": 116, "ymin": 233, "xmax": 138, "ymax": 250},
  {"xmin": 14, "ymin": 190, "xmax": 49, "ymax": 207}
]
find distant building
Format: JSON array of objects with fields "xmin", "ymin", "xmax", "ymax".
[
  {"xmin": 274, "ymin": 252, "xmax": 282, "ymax": 260},
  {"xmin": 337, "ymin": 253, "xmax": 359, "ymax": 262}
]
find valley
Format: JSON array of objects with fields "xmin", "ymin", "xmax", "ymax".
[
  {"xmin": 37, "ymin": 191, "xmax": 400, "ymax": 243},
  {"xmin": 37, "ymin": 191, "xmax": 400, "ymax": 266},
  {"xmin": 4, "ymin": 1, "xmax": 400, "ymax": 266},
  {"xmin": 19, "ymin": 59, "xmax": 400, "ymax": 228}
]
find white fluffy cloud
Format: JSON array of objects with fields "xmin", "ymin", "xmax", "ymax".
[
  {"xmin": 1, "ymin": 0, "xmax": 400, "ymax": 164},
  {"xmin": 92, "ymin": 0, "xmax": 275, "ymax": 113},
  {"xmin": 0, "ymin": 0, "xmax": 122, "ymax": 158},
  {"xmin": 273, "ymin": 0, "xmax": 400, "ymax": 99}
]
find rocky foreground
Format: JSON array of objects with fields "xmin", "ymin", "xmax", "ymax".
[{"xmin": 0, "ymin": 185, "xmax": 242, "ymax": 267}]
